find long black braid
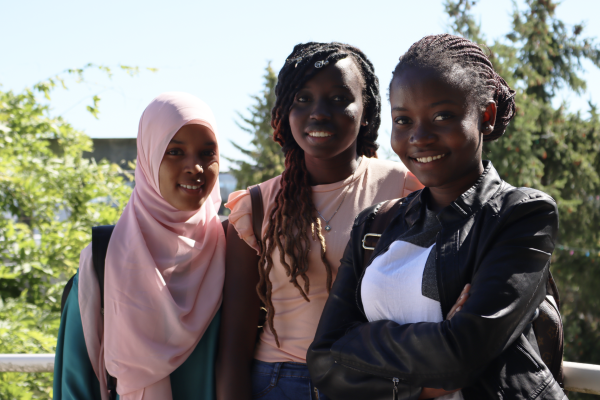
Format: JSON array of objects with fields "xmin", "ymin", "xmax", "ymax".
[
  {"xmin": 391, "ymin": 34, "xmax": 516, "ymax": 141},
  {"xmin": 258, "ymin": 42, "xmax": 381, "ymax": 346}
]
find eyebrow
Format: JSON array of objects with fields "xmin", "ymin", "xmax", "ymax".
[
  {"xmin": 430, "ymin": 99, "xmax": 456, "ymax": 107},
  {"xmin": 299, "ymin": 83, "xmax": 351, "ymax": 90},
  {"xmin": 392, "ymin": 99, "xmax": 457, "ymax": 112},
  {"xmin": 169, "ymin": 139, "xmax": 217, "ymax": 146}
]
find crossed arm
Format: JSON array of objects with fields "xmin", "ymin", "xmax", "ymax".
[{"xmin": 307, "ymin": 198, "xmax": 558, "ymax": 399}]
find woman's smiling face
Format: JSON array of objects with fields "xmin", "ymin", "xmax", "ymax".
[
  {"xmin": 288, "ymin": 57, "xmax": 366, "ymax": 161},
  {"xmin": 390, "ymin": 66, "xmax": 495, "ymax": 192},
  {"xmin": 158, "ymin": 124, "xmax": 219, "ymax": 211}
]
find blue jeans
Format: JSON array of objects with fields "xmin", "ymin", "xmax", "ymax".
[{"xmin": 251, "ymin": 360, "xmax": 329, "ymax": 400}]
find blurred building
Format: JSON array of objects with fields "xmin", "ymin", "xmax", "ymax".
[
  {"xmin": 83, "ymin": 138, "xmax": 137, "ymax": 171},
  {"xmin": 83, "ymin": 138, "xmax": 237, "ymax": 215}
]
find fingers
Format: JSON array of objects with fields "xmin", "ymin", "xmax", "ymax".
[{"xmin": 446, "ymin": 284, "xmax": 471, "ymax": 320}]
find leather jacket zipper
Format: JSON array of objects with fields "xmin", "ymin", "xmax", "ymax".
[
  {"xmin": 392, "ymin": 377, "xmax": 400, "ymax": 400},
  {"xmin": 334, "ymin": 360, "xmax": 403, "ymax": 399}
]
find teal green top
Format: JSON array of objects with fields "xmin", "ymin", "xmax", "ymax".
[{"xmin": 53, "ymin": 271, "xmax": 220, "ymax": 400}]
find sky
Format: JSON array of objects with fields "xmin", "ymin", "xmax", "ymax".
[{"xmin": 2, "ymin": 0, "xmax": 600, "ymax": 171}]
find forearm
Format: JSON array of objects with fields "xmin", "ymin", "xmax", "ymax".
[
  {"xmin": 215, "ymin": 302, "xmax": 258, "ymax": 400},
  {"xmin": 329, "ymin": 200, "xmax": 557, "ymax": 388},
  {"xmin": 216, "ymin": 224, "xmax": 261, "ymax": 400}
]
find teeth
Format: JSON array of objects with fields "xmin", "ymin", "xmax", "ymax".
[
  {"xmin": 415, "ymin": 154, "xmax": 446, "ymax": 163},
  {"xmin": 308, "ymin": 131, "xmax": 332, "ymax": 138},
  {"xmin": 180, "ymin": 184, "xmax": 200, "ymax": 190}
]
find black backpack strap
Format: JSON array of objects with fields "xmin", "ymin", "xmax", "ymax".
[
  {"xmin": 547, "ymin": 270, "xmax": 560, "ymax": 310},
  {"xmin": 361, "ymin": 198, "xmax": 405, "ymax": 268},
  {"xmin": 91, "ymin": 225, "xmax": 115, "ymax": 312},
  {"xmin": 248, "ymin": 185, "xmax": 264, "ymax": 252},
  {"xmin": 248, "ymin": 185, "xmax": 267, "ymax": 331},
  {"xmin": 60, "ymin": 225, "xmax": 115, "ymax": 315},
  {"xmin": 91, "ymin": 225, "xmax": 117, "ymax": 400},
  {"xmin": 60, "ymin": 275, "xmax": 76, "ymax": 314}
]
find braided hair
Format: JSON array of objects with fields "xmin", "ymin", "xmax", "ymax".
[
  {"xmin": 391, "ymin": 34, "xmax": 516, "ymax": 141},
  {"xmin": 259, "ymin": 42, "xmax": 381, "ymax": 346}
]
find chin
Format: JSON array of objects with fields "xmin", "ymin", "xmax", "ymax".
[
  {"xmin": 172, "ymin": 199, "xmax": 207, "ymax": 212},
  {"xmin": 409, "ymin": 173, "xmax": 440, "ymax": 189}
]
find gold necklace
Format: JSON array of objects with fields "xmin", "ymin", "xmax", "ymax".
[{"xmin": 315, "ymin": 157, "xmax": 362, "ymax": 232}]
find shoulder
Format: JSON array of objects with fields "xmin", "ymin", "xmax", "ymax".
[
  {"xmin": 486, "ymin": 184, "xmax": 558, "ymax": 230},
  {"xmin": 225, "ymin": 175, "xmax": 282, "ymax": 211},
  {"xmin": 224, "ymin": 176, "xmax": 283, "ymax": 255},
  {"xmin": 353, "ymin": 202, "xmax": 382, "ymax": 228},
  {"xmin": 365, "ymin": 158, "xmax": 424, "ymax": 195},
  {"xmin": 491, "ymin": 184, "xmax": 557, "ymax": 213},
  {"xmin": 366, "ymin": 158, "xmax": 408, "ymax": 177},
  {"xmin": 257, "ymin": 174, "xmax": 283, "ymax": 203}
]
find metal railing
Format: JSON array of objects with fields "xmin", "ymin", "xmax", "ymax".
[
  {"xmin": 0, "ymin": 355, "xmax": 599, "ymax": 395},
  {"xmin": 564, "ymin": 361, "xmax": 600, "ymax": 395}
]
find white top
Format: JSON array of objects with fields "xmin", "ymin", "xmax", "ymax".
[{"xmin": 361, "ymin": 208, "xmax": 464, "ymax": 400}]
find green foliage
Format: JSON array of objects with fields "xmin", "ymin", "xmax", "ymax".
[
  {"xmin": 226, "ymin": 63, "xmax": 285, "ymax": 189},
  {"xmin": 0, "ymin": 294, "xmax": 58, "ymax": 399},
  {"xmin": 0, "ymin": 64, "xmax": 137, "ymax": 398},
  {"xmin": 446, "ymin": 1, "xmax": 600, "ymax": 397}
]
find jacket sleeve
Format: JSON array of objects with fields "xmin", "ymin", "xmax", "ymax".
[
  {"xmin": 307, "ymin": 216, "xmax": 422, "ymax": 400},
  {"xmin": 308, "ymin": 196, "xmax": 558, "ymax": 392}
]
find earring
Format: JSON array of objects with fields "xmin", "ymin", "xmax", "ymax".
[{"xmin": 363, "ymin": 120, "xmax": 369, "ymax": 126}]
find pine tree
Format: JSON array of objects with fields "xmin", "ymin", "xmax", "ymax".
[
  {"xmin": 227, "ymin": 63, "xmax": 285, "ymax": 189},
  {"xmin": 446, "ymin": 2, "xmax": 600, "ymax": 396}
]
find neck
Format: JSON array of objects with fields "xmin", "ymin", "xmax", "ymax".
[
  {"xmin": 303, "ymin": 144, "xmax": 361, "ymax": 186},
  {"xmin": 427, "ymin": 161, "xmax": 485, "ymax": 214}
]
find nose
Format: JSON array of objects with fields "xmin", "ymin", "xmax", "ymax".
[
  {"xmin": 410, "ymin": 123, "xmax": 436, "ymax": 146},
  {"xmin": 310, "ymin": 98, "xmax": 332, "ymax": 122},
  {"xmin": 184, "ymin": 155, "xmax": 204, "ymax": 175}
]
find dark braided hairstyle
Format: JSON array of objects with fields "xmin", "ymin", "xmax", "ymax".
[
  {"xmin": 258, "ymin": 42, "xmax": 381, "ymax": 346},
  {"xmin": 391, "ymin": 34, "xmax": 516, "ymax": 141}
]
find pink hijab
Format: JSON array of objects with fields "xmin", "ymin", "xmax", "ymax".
[{"xmin": 78, "ymin": 92, "xmax": 226, "ymax": 400}]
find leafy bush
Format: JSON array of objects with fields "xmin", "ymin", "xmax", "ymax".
[{"xmin": 0, "ymin": 66, "xmax": 136, "ymax": 398}]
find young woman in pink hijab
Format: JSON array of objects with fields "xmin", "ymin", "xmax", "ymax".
[{"xmin": 53, "ymin": 92, "xmax": 226, "ymax": 400}]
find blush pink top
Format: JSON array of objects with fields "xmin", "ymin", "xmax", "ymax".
[{"xmin": 226, "ymin": 157, "xmax": 423, "ymax": 363}]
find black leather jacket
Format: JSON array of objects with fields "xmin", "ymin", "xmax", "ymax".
[{"xmin": 307, "ymin": 161, "xmax": 565, "ymax": 400}]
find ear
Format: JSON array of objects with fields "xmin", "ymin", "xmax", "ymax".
[
  {"xmin": 360, "ymin": 109, "xmax": 369, "ymax": 127},
  {"xmin": 480, "ymin": 101, "xmax": 497, "ymax": 136}
]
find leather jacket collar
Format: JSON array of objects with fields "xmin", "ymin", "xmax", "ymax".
[{"xmin": 403, "ymin": 160, "xmax": 502, "ymax": 228}]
